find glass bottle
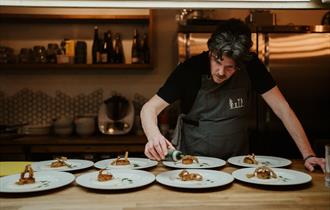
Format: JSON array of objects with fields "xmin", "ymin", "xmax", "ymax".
[
  {"xmin": 114, "ymin": 33, "xmax": 124, "ymax": 64},
  {"xmin": 141, "ymin": 32, "xmax": 150, "ymax": 64},
  {"xmin": 165, "ymin": 149, "xmax": 184, "ymax": 161},
  {"xmin": 106, "ymin": 31, "xmax": 115, "ymax": 64},
  {"xmin": 100, "ymin": 32, "xmax": 108, "ymax": 64},
  {"xmin": 92, "ymin": 26, "xmax": 101, "ymax": 64},
  {"xmin": 131, "ymin": 29, "xmax": 140, "ymax": 64}
]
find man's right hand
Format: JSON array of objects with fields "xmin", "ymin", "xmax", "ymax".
[{"xmin": 144, "ymin": 134, "xmax": 175, "ymax": 161}]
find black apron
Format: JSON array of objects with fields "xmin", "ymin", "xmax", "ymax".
[{"xmin": 172, "ymin": 67, "xmax": 251, "ymax": 159}]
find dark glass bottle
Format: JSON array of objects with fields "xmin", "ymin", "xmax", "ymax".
[
  {"xmin": 106, "ymin": 31, "xmax": 115, "ymax": 64},
  {"xmin": 114, "ymin": 33, "xmax": 124, "ymax": 64},
  {"xmin": 92, "ymin": 26, "xmax": 101, "ymax": 64},
  {"xmin": 100, "ymin": 32, "xmax": 108, "ymax": 64},
  {"xmin": 165, "ymin": 149, "xmax": 184, "ymax": 161},
  {"xmin": 131, "ymin": 29, "xmax": 140, "ymax": 64},
  {"xmin": 141, "ymin": 32, "xmax": 150, "ymax": 64}
]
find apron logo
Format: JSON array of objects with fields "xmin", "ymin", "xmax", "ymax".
[{"xmin": 229, "ymin": 97, "xmax": 244, "ymax": 110}]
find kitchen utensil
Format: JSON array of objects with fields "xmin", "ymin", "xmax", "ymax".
[{"xmin": 98, "ymin": 95, "xmax": 134, "ymax": 135}]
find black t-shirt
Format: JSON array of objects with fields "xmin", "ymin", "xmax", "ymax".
[{"xmin": 157, "ymin": 51, "xmax": 276, "ymax": 114}]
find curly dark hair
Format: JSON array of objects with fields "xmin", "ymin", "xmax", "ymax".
[{"xmin": 207, "ymin": 18, "xmax": 253, "ymax": 64}]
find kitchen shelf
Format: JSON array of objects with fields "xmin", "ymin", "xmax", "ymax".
[
  {"xmin": 0, "ymin": 63, "xmax": 153, "ymax": 71},
  {"xmin": 0, "ymin": 12, "xmax": 154, "ymax": 71},
  {"xmin": 0, "ymin": 14, "xmax": 150, "ymax": 23}
]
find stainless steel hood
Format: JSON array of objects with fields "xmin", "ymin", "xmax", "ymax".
[{"xmin": 1, "ymin": 0, "xmax": 329, "ymax": 9}]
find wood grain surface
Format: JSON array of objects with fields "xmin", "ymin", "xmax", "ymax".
[{"xmin": 0, "ymin": 160, "xmax": 329, "ymax": 210}]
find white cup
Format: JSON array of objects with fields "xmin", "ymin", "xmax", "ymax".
[{"xmin": 325, "ymin": 144, "xmax": 330, "ymax": 187}]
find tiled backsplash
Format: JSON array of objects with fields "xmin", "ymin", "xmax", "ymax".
[{"xmin": 0, "ymin": 88, "xmax": 103, "ymax": 125}]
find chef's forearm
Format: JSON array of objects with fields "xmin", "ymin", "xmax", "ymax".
[{"xmin": 140, "ymin": 103, "xmax": 162, "ymax": 142}]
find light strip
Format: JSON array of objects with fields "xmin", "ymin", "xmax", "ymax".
[{"xmin": 0, "ymin": 0, "xmax": 326, "ymax": 9}]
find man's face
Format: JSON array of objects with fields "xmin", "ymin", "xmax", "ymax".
[{"xmin": 209, "ymin": 53, "xmax": 237, "ymax": 84}]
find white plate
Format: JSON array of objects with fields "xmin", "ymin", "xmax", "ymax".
[
  {"xmin": 232, "ymin": 168, "xmax": 312, "ymax": 186},
  {"xmin": 162, "ymin": 156, "xmax": 226, "ymax": 169},
  {"xmin": 94, "ymin": 158, "xmax": 158, "ymax": 170},
  {"xmin": 156, "ymin": 169, "xmax": 234, "ymax": 189},
  {"xmin": 76, "ymin": 169, "xmax": 155, "ymax": 190},
  {"xmin": 0, "ymin": 171, "xmax": 75, "ymax": 193},
  {"xmin": 227, "ymin": 155, "xmax": 292, "ymax": 168},
  {"xmin": 32, "ymin": 159, "xmax": 94, "ymax": 172}
]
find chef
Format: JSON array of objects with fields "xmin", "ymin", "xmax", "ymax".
[{"xmin": 140, "ymin": 18, "xmax": 325, "ymax": 171}]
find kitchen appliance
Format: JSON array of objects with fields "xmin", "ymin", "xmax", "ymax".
[
  {"xmin": 98, "ymin": 95, "xmax": 134, "ymax": 135},
  {"xmin": 177, "ymin": 21, "xmax": 330, "ymax": 157}
]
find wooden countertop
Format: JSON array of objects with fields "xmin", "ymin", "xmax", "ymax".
[{"xmin": 1, "ymin": 160, "xmax": 329, "ymax": 210}]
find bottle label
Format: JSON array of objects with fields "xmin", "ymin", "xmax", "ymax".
[
  {"xmin": 101, "ymin": 53, "xmax": 108, "ymax": 63},
  {"xmin": 132, "ymin": 57, "xmax": 139, "ymax": 64}
]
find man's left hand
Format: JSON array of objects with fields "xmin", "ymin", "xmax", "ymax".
[{"xmin": 304, "ymin": 156, "xmax": 325, "ymax": 172}]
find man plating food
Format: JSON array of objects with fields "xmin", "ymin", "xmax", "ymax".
[{"xmin": 140, "ymin": 18, "xmax": 325, "ymax": 172}]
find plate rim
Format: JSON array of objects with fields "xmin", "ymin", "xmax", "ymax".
[
  {"xmin": 31, "ymin": 159, "xmax": 94, "ymax": 172},
  {"xmin": 232, "ymin": 167, "xmax": 312, "ymax": 186},
  {"xmin": 0, "ymin": 171, "xmax": 75, "ymax": 193},
  {"xmin": 94, "ymin": 157, "xmax": 158, "ymax": 170},
  {"xmin": 75, "ymin": 169, "xmax": 155, "ymax": 190},
  {"xmin": 227, "ymin": 155, "xmax": 292, "ymax": 168},
  {"xmin": 162, "ymin": 156, "xmax": 226, "ymax": 169},
  {"xmin": 156, "ymin": 169, "xmax": 234, "ymax": 189}
]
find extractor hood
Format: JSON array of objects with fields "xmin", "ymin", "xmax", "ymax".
[{"xmin": 0, "ymin": 0, "xmax": 329, "ymax": 9}]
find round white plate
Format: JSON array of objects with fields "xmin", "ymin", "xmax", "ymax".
[
  {"xmin": 94, "ymin": 158, "xmax": 158, "ymax": 170},
  {"xmin": 76, "ymin": 169, "xmax": 155, "ymax": 190},
  {"xmin": 162, "ymin": 156, "xmax": 226, "ymax": 169},
  {"xmin": 32, "ymin": 159, "xmax": 94, "ymax": 172},
  {"xmin": 227, "ymin": 155, "xmax": 292, "ymax": 168},
  {"xmin": 232, "ymin": 167, "xmax": 312, "ymax": 186},
  {"xmin": 156, "ymin": 169, "xmax": 234, "ymax": 189},
  {"xmin": 0, "ymin": 171, "xmax": 75, "ymax": 193}
]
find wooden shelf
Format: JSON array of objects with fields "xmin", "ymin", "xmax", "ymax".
[
  {"xmin": 0, "ymin": 14, "xmax": 150, "ymax": 23},
  {"xmin": 0, "ymin": 64, "xmax": 153, "ymax": 71}
]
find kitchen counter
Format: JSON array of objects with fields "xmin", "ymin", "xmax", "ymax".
[
  {"xmin": 0, "ymin": 160, "xmax": 329, "ymax": 210},
  {"xmin": 0, "ymin": 135, "xmax": 147, "ymax": 160}
]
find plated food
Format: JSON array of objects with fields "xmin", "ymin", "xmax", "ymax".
[
  {"xmin": 156, "ymin": 169, "xmax": 234, "ymax": 189},
  {"xmin": 0, "ymin": 171, "xmax": 75, "ymax": 193},
  {"xmin": 94, "ymin": 157, "xmax": 158, "ymax": 170},
  {"xmin": 97, "ymin": 169, "xmax": 113, "ymax": 182},
  {"xmin": 232, "ymin": 167, "xmax": 312, "ymax": 186},
  {"xmin": 111, "ymin": 151, "xmax": 131, "ymax": 166},
  {"xmin": 76, "ymin": 169, "xmax": 155, "ymax": 190},
  {"xmin": 181, "ymin": 155, "xmax": 199, "ymax": 165},
  {"xmin": 243, "ymin": 154, "xmax": 258, "ymax": 165},
  {"xmin": 178, "ymin": 169, "xmax": 203, "ymax": 181},
  {"xmin": 50, "ymin": 156, "xmax": 71, "ymax": 168},
  {"xmin": 32, "ymin": 158, "xmax": 94, "ymax": 172},
  {"xmin": 227, "ymin": 155, "xmax": 292, "ymax": 168},
  {"xmin": 246, "ymin": 166, "xmax": 277, "ymax": 179},
  {"xmin": 16, "ymin": 164, "xmax": 35, "ymax": 185},
  {"xmin": 162, "ymin": 156, "xmax": 226, "ymax": 169}
]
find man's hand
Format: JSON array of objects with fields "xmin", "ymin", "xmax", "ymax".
[
  {"xmin": 144, "ymin": 134, "xmax": 175, "ymax": 161},
  {"xmin": 304, "ymin": 156, "xmax": 325, "ymax": 172}
]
